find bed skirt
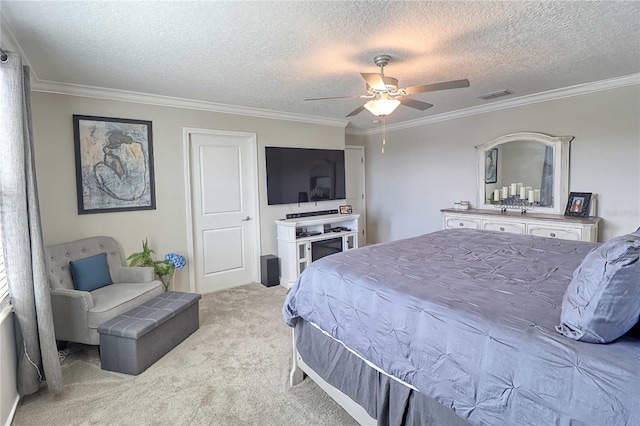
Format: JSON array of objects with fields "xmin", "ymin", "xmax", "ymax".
[{"xmin": 295, "ymin": 319, "xmax": 470, "ymax": 426}]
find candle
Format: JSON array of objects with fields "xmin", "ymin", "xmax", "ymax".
[
  {"xmin": 519, "ymin": 187, "xmax": 526, "ymax": 199},
  {"xmin": 494, "ymin": 189, "xmax": 500, "ymax": 201},
  {"xmin": 517, "ymin": 183, "xmax": 524, "ymax": 192},
  {"xmin": 534, "ymin": 189, "xmax": 540, "ymax": 202},
  {"xmin": 528, "ymin": 190, "xmax": 535, "ymax": 203},
  {"xmin": 510, "ymin": 183, "xmax": 517, "ymax": 196},
  {"xmin": 502, "ymin": 187, "xmax": 509, "ymax": 199}
]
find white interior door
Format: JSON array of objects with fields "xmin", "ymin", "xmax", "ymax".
[
  {"xmin": 185, "ymin": 129, "xmax": 259, "ymax": 293},
  {"xmin": 345, "ymin": 145, "xmax": 366, "ymax": 246}
]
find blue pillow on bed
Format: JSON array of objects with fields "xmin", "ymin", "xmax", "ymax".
[
  {"xmin": 69, "ymin": 252, "xmax": 113, "ymax": 292},
  {"xmin": 556, "ymin": 229, "xmax": 640, "ymax": 343}
]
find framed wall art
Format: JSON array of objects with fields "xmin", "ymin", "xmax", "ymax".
[
  {"xmin": 73, "ymin": 115, "xmax": 156, "ymax": 214},
  {"xmin": 564, "ymin": 192, "xmax": 592, "ymax": 217},
  {"xmin": 485, "ymin": 148, "xmax": 498, "ymax": 184}
]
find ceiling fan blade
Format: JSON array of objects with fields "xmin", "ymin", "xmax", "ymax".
[
  {"xmin": 304, "ymin": 95, "xmax": 366, "ymax": 101},
  {"xmin": 360, "ymin": 73, "xmax": 387, "ymax": 91},
  {"xmin": 400, "ymin": 97, "xmax": 434, "ymax": 111},
  {"xmin": 402, "ymin": 79, "xmax": 470, "ymax": 95},
  {"xmin": 346, "ymin": 105, "xmax": 366, "ymax": 117}
]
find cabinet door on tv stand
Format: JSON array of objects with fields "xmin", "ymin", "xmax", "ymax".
[
  {"xmin": 343, "ymin": 233, "xmax": 357, "ymax": 251},
  {"xmin": 297, "ymin": 241, "xmax": 310, "ymax": 275}
]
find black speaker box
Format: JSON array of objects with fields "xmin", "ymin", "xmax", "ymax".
[{"xmin": 260, "ymin": 255, "xmax": 279, "ymax": 287}]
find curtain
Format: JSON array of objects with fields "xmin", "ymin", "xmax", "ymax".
[
  {"xmin": 539, "ymin": 145, "xmax": 554, "ymax": 207},
  {"xmin": 0, "ymin": 52, "xmax": 63, "ymax": 395}
]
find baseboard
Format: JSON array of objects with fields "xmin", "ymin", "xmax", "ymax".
[{"xmin": 3, "ymin": 395, "xmax": 19, "ymax": 426}]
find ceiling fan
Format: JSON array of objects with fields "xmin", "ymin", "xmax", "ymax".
[{"xmin": 304, "ymin": 55, "xmax": 470, "ymax": 117}]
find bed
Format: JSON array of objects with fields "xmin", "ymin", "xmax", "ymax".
[{"xmin": 283, "ymin": 229, "xmax": 640, "ymax": 425}]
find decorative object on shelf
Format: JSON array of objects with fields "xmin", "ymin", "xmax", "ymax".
[
  {"xmin": 453, "ymin": 201, "xmax": 470, "ymax": 210},
  {"xmin": 73, "ymin": 115, "xmax": 156, "ymax": 214},
  {"xmin": 339, "ymin": 205, "xmax": 353, "ymax": 214},
  {"xmin": 127, "ymin": 239, "xmax": 187, "ymax": 291},
  {"xmin": 490, "ymin": 182, "xmax": 541, "ymax": 213},
  {"xmin": 493, "ymin": 196, "xmax": 536, "ymax": 214},
  {"xmin": 564, "ymin": 192, "xmax": 592, "ymax": 217},
  {"xmin": 485, "ymin": 148, "xmax": 498, "ymax": 184}
]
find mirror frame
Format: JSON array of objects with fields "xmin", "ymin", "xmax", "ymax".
[{"xmin": 476, "ymin": 132, "xmax": 573, "ymax": 214}]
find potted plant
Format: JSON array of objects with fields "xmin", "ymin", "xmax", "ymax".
[{"xmin": 127, "ymin": 239, "xmax": 186, "ymax": 291}]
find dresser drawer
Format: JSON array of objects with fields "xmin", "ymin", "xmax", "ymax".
[
  {"xmin": 528, "ymin": 225, "xmax": 582, "ymax": 241},
  {"xmin": 482, "ymin": 220, "xmax": 526, "ymax": 234},
  {"xmin": 444, "ymin": 215, "xmax": 481, "ymax": 230}
]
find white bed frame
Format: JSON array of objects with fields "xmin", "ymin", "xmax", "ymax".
[{"xmin": 289, "ymin": 330, "xmax": 376, "ymax": 426}]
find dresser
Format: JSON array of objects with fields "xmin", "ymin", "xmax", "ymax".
[{"xmin": 441, "ymin": 208, "xmax": 601, "ymax": 242}]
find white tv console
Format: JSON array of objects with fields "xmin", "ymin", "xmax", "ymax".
[{"xmin": 275, "ymin": 213, "xmax": 360, "ymax": 288}]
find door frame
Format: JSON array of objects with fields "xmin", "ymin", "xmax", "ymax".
[
  {"xmin": 183, "ymin": 127, "xmax": 261, "ymax": 293},
  {"xmin": 345, "ymin": 144, "xmax": 366, "ymax": 246}
]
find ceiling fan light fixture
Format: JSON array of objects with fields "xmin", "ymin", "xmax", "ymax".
[
  {"xmin": 364, "ymin": 98, "xmax": 401, "ymax": 117},
  {"xmin": 304, "ymin": 55, "xmax": 469, "ymax": 120}
]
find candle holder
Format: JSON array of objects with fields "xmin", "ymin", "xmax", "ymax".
[{"xmin": 490, "ymin": 196, "xmax": 537, "ymax": 214}]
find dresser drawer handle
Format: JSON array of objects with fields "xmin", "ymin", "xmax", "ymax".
[
  {"xmin": 549, "ymin": 232, "xmax": 556, "ymax": 238},
  {"xmin": 499, "ymin": 227, "xmax": 505, "ymax": 232},
  {"xmin": 459, "ymin": 222, "xmax": 464, "ymax": 227}
]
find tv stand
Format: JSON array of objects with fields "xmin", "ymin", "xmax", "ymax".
[{"xmin": 275, "ymin": 213, "xmax": 360, "ymax": 288}]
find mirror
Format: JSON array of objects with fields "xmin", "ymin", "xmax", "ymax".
[{"xmin": 476, "ymin": 132, "xmax": 572, "ymax": 214}]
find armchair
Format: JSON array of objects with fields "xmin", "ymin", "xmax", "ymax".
[{"xmin": 44, "ymin": 236, "xmax": 164, "ymax": 345}]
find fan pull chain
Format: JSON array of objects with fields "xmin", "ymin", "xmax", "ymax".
[{"xmin": 381, "ymin": 116, "xmax": 386, "ymax": 154}]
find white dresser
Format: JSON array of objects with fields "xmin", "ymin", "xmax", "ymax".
[{"xmin": 441, "ymin": 208, "xmax": 601, "ymax": 242}]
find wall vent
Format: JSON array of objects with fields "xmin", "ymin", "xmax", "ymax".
[{"xmin": 478, "ymin": 89, "xmax": 513, "ymax": 100}]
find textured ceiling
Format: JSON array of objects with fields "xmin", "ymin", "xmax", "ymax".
[{"xmin": 2, "ymin": 1, "xmax": 639, "ymax": 130}]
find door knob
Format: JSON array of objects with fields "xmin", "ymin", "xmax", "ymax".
[{"xmin": 242, "ymin": 216, "xmax": 251, "ymax": 221}]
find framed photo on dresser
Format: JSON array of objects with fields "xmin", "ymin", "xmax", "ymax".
[{"xmin": 564, "ymin": 192, "xmax": 592, "ymax": 217}]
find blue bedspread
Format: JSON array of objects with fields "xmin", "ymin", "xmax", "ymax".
[{"xmin": 283, "ymin": 229, "xmax": 640, "ymax": 425}]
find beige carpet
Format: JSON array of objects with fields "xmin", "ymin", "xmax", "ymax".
[{"xmin": 13, "ymin": 283, "xmax": 357, "ymax": 425}]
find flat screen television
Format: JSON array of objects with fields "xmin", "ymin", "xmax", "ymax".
[{"xmin": 265, "ymin": 147, "xmax": 346, "ymax": 205}]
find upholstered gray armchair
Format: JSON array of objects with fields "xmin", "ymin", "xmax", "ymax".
[{"xmin": 44, "ymin": 236, "xmax": 164, "ymax": 345}]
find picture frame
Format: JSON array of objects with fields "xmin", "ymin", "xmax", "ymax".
[
  {"xmin": 485, "ymin": 148, "xmax": 498, "ymax": 184},
  {"xmin": 73, "ymin": 115, "xmax": 156, "ymax": 214},
  {"xmin": 339, "ymin": 205, "xmax": 353, "ymax": 214},
  {"xmin": 564, "ymin": 192, "xmax": 592, "ymax": 217}
]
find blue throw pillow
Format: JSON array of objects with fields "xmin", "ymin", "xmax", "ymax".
[
  {"xmin": 69, "ymin": 252, "xmax": 113, "ymax": 292},
  {"xmin": 556, "ymin": 231, "xmax": 640, "ymax": 343}
]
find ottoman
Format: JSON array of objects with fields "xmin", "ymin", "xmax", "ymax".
[{"xmin": 97, "ymin": 291, "xmax": 201, "ymax": 375}]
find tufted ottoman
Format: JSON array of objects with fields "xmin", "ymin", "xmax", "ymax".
[{"xmin": 97, "ymin": 291, "xmax": 201, "ymax": 375}]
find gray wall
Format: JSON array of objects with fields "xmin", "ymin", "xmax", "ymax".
[
  {"xmin": 30, "ymin": 92, "xmax": 346, "ymax": 292},
  {"xmin": 27, "ymin": 84, "xmax": 640, "ymax": 295},
  {"xmin": 362, "ymin": 85, "xmax": 640, "ymax": 243}
]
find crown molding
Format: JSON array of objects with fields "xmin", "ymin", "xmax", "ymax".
[
  {"xmin": 346, "ymin": 73, "xmax": 640, "ymax": 136},
  {"xmin": 30, "ymin": 79, "xmax": 350, "ymax": 128},
  {"xmin": 27, "ymin": 69, "xmax": 638, "ymax": 134}
]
